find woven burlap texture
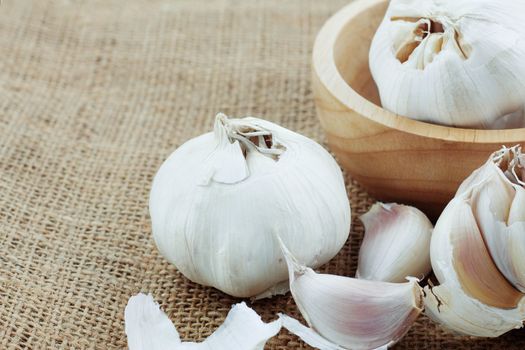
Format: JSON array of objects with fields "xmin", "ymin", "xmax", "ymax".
[{"xmin": 1, "ymin": 0, "xmax": 524, "ymax": 348}]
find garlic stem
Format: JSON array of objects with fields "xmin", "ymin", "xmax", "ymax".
[{"xmin": 215, "ymin": 113, "xmax": 285, "ymax": 160}]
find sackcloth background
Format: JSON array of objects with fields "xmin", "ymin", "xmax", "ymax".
[{"xmin": 1, "ymin": 0, "xmax": 524, "ymax": 348}]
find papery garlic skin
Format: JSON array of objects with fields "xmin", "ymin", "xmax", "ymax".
[
  {"xmin": 425, "ymin": 190, "xmax": 525, "ymax": 337},
  {"xmin": 125, "ymin": 293, "xmax": 281, "ymax": 350},
  {"xmin": 278, "ymin": 314, "xmax": 345, "ymax": 350},
  {"xmin": 125, "ymin": 293, "xmax": 181, "ymax": 349},
  {"xmin": 356, "ymin": 203, "xmax": 432, "ymax": 283},
  {"xmin": 280, "ymin": 240, "xmax": 423, "ymax": 350},
  {"xmin": 150, "ymin": 114, "xmax": 350, "ymax": 298},
  {"xmin": 370, "ymin": 0, "xmax": 525, "ymax": 129}
]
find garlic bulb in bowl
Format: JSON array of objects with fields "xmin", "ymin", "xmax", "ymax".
[
  {"xmin": 149, "ymin": 113, "xmax": 350, "ymax": 298},
  {"xmin": 369, "ymin": 0, "xmax": 525, "ymax": 129}
]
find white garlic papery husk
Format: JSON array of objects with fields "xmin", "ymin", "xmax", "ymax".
[
  {"xmin": 356, "ymin": 203, "xmax": 433, "ymax": 283},
  {"xmin": 457, "ymin": 146, "xmax": 525, "ymax": 292},
  {"xmin": 279, "ymin": 240, "xmax": 423, "ymax": 350},
  {"xmin": 125, "ymin": 293, "xmax": 281, "ymax": 350},
  {"xmin": 149, "ymin": 113, "xmax": 350, "ymax": 298},
  {"xmin": 424, "ymin": 187, "xmax": 525, "ymax": 337},
  {"xmin": 369, "ymin": 0, "xmax": 525, "ymax": 129}
]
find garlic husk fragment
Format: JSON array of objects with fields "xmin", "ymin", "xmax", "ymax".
[
  {"xmin": 150, "ymin": 113, "xmax": 350, "ymax": 298},
  {"xmin": 279, "ymin": 314, "xmax": 345, "ymax": 350},
  {"xmin": 424, "ymin": 189, "xmax": 525, "ymax": 337},
  {"xmin": 280, "ymin": 240, "xmax": 423, "ymax": 350},
  {"xmin": 357, "ymin": 203, "xmax": 433, "ymax": 283},
  {"xmin": 457, "ymin": 146, "xmax": 525, "ymax": 292},
  {"xmin": 370, "ymin": 0, "xmax": 525, "ymax": 129},
  {"xmin": 124, "ymin": 293, "xmax": 281, "ymax": 350}
]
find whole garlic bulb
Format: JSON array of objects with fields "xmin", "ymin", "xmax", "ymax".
[
  {"xmin": 149, "ymin": 114, "xmax": 350, "ymax": 298},
  {"xmin": 370, "ymin": 0, "xmax": 525, "ymax": 129}
]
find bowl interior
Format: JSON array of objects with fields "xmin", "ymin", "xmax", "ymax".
[{"xmin": 333, "ymin": 1, "xmax": 387, "ymax": 108}]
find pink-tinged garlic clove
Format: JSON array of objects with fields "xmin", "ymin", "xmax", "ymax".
[{"xmin": 357, "ymin": 202, "xmax": 433, "ymax": 283}]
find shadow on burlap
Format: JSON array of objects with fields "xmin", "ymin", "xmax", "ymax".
[{"xmin": 0, "ymin": 0, "xmax": 524, "ymax": 348}]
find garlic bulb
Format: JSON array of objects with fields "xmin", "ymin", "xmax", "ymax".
[
  {"xmin": 125, "ymin": 293, "xmax": 281, "ymax": 350},
  {"xmin": 356, "ymin": 203, "xmax": 433, "ymax": 283},
  {"xmin": 424, "ymin": 163, "xmax": 525, "ymax": 336},
  {"xmin": 149, "ymin": 113, "xmax": 350, "ymax": 298},
  {"xmin": 456, "ymin": 146, "xmax": 525, "ymax": 292},
  {"xmin": 370, "ymin": 0, "xmax": 525, "ymax": 129},
  {"xmin": 280, "ymin": 240, "xmax": 423, "ymax": 350}
]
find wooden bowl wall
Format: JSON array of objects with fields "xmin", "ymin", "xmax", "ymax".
[{"xmin": 312, "ymin": 0, "xmax": 525, "ymax": 218}]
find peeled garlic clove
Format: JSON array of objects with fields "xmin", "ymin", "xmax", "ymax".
[
  {"xmin": 125, "ymin": 293, "xmax": 281, "ymax": 350},
  {"xmin": 426, "ymin": 192, "xmax": 525, "ymax": 336},
  {"xmin": 357, "ymin": 203, "xmax": 432, "ymax": 283},
  {"xmin": 280, "ymin": 241, "xmax": 423, "ymax": 350}
]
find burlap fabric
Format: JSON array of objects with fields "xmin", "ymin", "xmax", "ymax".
[{"xmin": 1, "ymin": 0, "xmax": 524, "ymax": 348}]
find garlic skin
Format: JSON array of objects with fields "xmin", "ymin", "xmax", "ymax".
[
  {"xmin": 424, "ymin": 189, "xmax": 525, "ymax": 337},
  {"xmin": 280, "ymin": 240, "xmax": 423, "ymax": 350},
  {"xmin": 370, "ymin": 0, "xmax": 525, "ymax": 129},
  {"xmin": 356, "ymin": 203, "xmax": 433, "ymax": 283},
  {"xmin": 278, "ymin": 314, "xmax": 345, "ymax": 350},
  {"xmin": 149, "ymin": 114, "xmax": 350, "ymax": 298},
  {"xmin": 125, "ymin": 293, "xmax": 281, "ymax": 350}
]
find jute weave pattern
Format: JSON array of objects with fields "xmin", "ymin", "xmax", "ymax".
[{"xmin": 1, "ymin": 0, "xmax": 524, "ymax": 348}]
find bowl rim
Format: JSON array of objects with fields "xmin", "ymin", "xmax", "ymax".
[{"xmin": 313, "ymin": 0, "xmax": 525, "ymax": 143}]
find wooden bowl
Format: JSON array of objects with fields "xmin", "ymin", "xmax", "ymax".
[{"xmin": 312, "ymin": 0, "xmax": 525, "ymax": 218}]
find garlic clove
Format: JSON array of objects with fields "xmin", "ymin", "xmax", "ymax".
[
  {"xmin": 124, "ymin": 293, "xmax": 281, "ymax": 350},
  {"xmin": 456, "ymin": 155, "xmax": 504, "ymax": 196},
  {"xmin": 356, "ymin": 203, "xmax": 433, "ymax": 283},
  {"xmin": 473, "ymin": 182, "xmax": 525, "ymax": 293},
  {"xmin": 426, "ymin": 191, "xmax": 525, "ymax": 336},
  {"xmin": 469, "ymin": 167, "xmax": 514, "ymax": 223},
  {"xmin": 443, "ymin": 194, "xmax": 522, "ymax": 309},
  {"xmin": 482, "ymin": 219, "xmax": 525, "ymax": 294},
  {"xmin": 458, "ymin": 146, "xmax": 525, "ymax": 293},
  {"xmin": 509, "ymin": 185, "xmax": 525, "ymax": 224},
  {"xmin": 280, "ymin": 240, "xmax": 423, "ymax": 350}
]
